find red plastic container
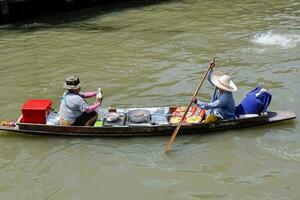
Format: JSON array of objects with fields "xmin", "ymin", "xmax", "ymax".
[{"xmin": 21, "ymin": 99, "xmax": 53, "ymax": 124}]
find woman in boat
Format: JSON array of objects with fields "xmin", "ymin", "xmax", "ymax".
[
  {"xmin": 191, "ymin": 67, "xmax": 237, "ymax": 121},
  {"xmin": 58, "ymin": 76, "xmax": 103, "ymax": 126}
]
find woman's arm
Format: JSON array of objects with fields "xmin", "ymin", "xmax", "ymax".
[
  {"xmin": 86, "ymin": 101, "xmax": 101, "ymax": 113},
  {"xmin": 80, "ymin": 91, "xmax": 96, "ymax": 98},
  {"xmin": 207, "ymin": 70, "xmax": 214, "ymax": 86},
  {"xmin": 194, "ymin": 93, "xmax": 226, "ymax": 109}
]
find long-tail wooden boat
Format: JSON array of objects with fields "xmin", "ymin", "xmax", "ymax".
[{"xmin": 0, "ymin": 106, "xmax": 296, "ymax": 137}]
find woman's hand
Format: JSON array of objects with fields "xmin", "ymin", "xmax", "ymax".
[
  {"xmin": 191, "ymin": 96, "xmax": 197, "ymax": 104},
  {"xmin": 96, "ymin": 88, "xmax": 103, "ymax": 103},
  {"xmin": 209, "ymin": 57, "xmax": 216, "ymax": 70},
  {"xmin": 96, "ymin": 97, "xmax": 103, "ymax": 103}
]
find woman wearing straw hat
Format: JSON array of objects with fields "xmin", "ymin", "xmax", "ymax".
[
  {"xmin": 58, "ymin": 75, "xmax": 103, "ymax": 126},
  {"xmin": 191, "ymin": 67, "xmax": 237, "ymax": 121}
]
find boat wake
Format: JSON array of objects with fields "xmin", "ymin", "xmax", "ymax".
[
  {"xmin": 252, "ymin": 30, "xmax": 300, "ymax": 49},
  {"xmin": 256, "ymin": 135, "xmax": 300, "ymax": 162}
]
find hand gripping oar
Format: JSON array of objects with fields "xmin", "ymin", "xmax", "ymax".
[{"xmin": 164, "ymin": 57, "xmax": 216, "ymax": 153}]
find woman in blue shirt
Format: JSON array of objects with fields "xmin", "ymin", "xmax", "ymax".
[
  {"xmin": 192, "ymin": 69, "xmax": 238, "ymax": 120},
  {"xmin": 59, "ymin": 76, "xmax": 103, "ymax": 126}
]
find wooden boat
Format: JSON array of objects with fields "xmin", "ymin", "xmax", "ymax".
[{"xmin": 0, "ymin": 106, "xmax": 296, "ymax": 137}]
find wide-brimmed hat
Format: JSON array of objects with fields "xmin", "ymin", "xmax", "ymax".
[
  {"xmin": 211, "ymin": 71, "xmax": 237, "ymax": 92},
  {"xmin": 63, "ymin": 75, "xmax": 81, "ymax": 90}
]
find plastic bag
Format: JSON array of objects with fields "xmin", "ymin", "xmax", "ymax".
[
  {"xmin": 46, "ymin": 112, "xmax": 60, "ymax": 125},
  {"xmin": 235, "ymin": 86, "xmax": 272, "ymax": 116}
]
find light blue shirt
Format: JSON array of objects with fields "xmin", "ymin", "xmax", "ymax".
[
  {"xmin": 58, "ymin": 91, "xmax": 89, "ymax": 123},
  {"xmin": 196, "ymin": 70, "xmax": 236, "ymax": 120}
]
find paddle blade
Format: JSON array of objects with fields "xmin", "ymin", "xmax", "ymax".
[{"xmin": 165, "ymin": 122, "xmax": 182, "ymax": 153}]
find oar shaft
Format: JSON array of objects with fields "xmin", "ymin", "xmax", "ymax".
[
  {"xmin": 192, "ymin": 64, "xmax": 213, "ymax": 97},
  {"xmin": 165, "ymin": 57, "xmax": 215, "ymax": 153},
  {"xmin": 164, "ymin": 101, "xmax": 192, "ymax": 150}
]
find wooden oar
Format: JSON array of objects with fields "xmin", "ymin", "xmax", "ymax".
[{"xmin": 164, "ymin": 57, "xmax": 216, "ymax": 153}]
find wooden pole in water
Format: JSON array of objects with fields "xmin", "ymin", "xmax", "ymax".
[
  {"xmin": 65, "ymin": 0, "xmax": 73, "ymax": 12},
  {"xmin": 0, "ymin": 0, "xmax": 10, "ymax": 24},
  {"xmin": 91, "ymin": 0, "xmax": 101, "ymax": 7}
]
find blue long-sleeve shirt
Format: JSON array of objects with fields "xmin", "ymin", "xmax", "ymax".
[{"xmin": 195, "ymin": 70, "xmax": 236, "ymax": 120}]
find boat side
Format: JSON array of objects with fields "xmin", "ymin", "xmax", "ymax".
[
  {"xmin": 0, "ymin": 110, "xmax": 296, "ymax": 137},
  {"xmin": 267, "ymin": 110, "xmax": 296, "ymax": 123},
  {"xmin": 16, "ymin": 113, "xmax": 269, "ymax": 136}
]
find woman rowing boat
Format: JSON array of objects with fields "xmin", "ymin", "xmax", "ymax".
[
  {"xmin": 191, "ymin": 64, "xmax": 237, "ymax": 121},
  {"xmin": 58, "ymin": 76, "xmax": 103, "ymax": 126}
]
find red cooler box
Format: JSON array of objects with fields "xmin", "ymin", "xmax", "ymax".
[{"xmin": 21, "ymin": 99, "xmax": 53, "ymax": 124}]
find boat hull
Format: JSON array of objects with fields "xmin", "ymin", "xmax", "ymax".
[{"xmin": 0, "ymin": 111, "xmax": 296, "ymax": 137}]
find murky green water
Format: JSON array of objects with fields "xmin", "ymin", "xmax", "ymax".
[{"xmin": 0, "ymin": 0, "xmax": 300, "ymax": 199}]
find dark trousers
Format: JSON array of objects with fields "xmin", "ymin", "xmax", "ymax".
[{"xmin": 72, "ymin": 111, "xmax": 97, "ymax": 126}]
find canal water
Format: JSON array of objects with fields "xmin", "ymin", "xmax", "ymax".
[{"xmin": 0, "ymin": 0, "xmax": 299, "ymax": 199}]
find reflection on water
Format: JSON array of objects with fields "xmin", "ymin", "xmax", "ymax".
[{"xmin": 0, "ymin": 0, "xmax": 300, "ymax": 199}]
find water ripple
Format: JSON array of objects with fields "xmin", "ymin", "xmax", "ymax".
[{"xmin": 256, "ymin": 128, "xmax": 300, "ymax": 162}]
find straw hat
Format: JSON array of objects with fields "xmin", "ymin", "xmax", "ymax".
[
  {"xmin": 63, "ymin": 75, "xmax": 81, "ymax": 90},
  {"xmin": 211, "ymin": 71, "xmax": 237, "ymax": 92}
]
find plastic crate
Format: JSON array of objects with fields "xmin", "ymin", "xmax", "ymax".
[{"xmin": 21, "ymin": 99, "xmax": 53, "ymax": 124}]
